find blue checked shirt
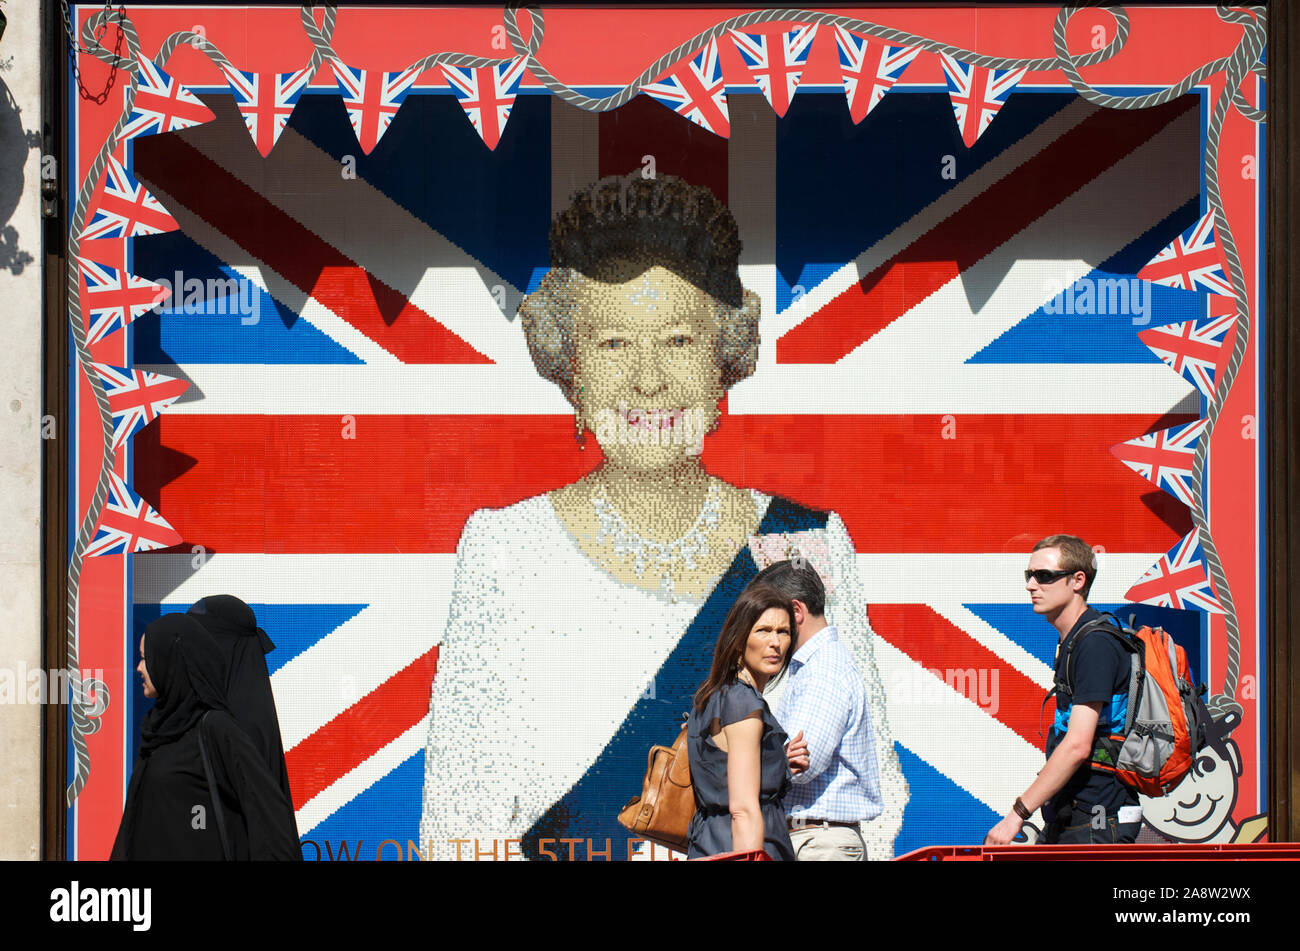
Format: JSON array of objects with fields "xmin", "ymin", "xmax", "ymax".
[{"xmin": 774, "ymin": 625, "xmax": 882, "ymax": 823}]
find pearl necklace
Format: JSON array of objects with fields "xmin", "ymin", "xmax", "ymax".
[{"xmin": 591, "ymin": 480, "xmax": 722, "ymax": 602}]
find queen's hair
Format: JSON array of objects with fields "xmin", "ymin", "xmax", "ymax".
[{"xmin": 517, "ymin": 172, "xmax": 760, "ymax": 404}]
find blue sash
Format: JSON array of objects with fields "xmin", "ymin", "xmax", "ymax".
[{"xmin": 521, "ymin": 496, "xmax": 828, "ymax": 860}]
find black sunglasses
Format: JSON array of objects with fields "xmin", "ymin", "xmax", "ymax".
[{"xmin": 1024, "ymin": 569, "xmax": 1074, "ymax": 584}]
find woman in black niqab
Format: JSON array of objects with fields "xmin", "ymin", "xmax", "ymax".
[
  {"xmin": 186, "ymin": 595, "xmax": 294, "ymax": 814},
  {"xmin": 111, "ymin": 614, "xmax": 300, "ymax": 860}
]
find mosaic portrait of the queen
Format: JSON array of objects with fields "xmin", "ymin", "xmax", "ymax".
[{"xmin": 419, "ymin": 171, "xmax": 908, "ymax": 859}]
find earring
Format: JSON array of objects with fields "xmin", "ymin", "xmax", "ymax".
[{"xmin": 575, "ymin": 413, "xmax": 586, "ymax": 450}]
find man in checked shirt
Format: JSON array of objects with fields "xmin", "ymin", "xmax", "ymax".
[{"xmin": 751, "ymin": 560, "xmax": 882, "ymax": 860}]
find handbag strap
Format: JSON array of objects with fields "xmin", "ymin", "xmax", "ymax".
[
  {"xmin": 667, "ymin": 722, "xmax": 691, "ymax": 786},
  {"xmin": 198, "ymin": 711, "xmax": 233, "ymax": 860}
]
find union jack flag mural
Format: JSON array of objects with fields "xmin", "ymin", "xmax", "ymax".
[{"xmin": 64, "ymin": 5, "xmax": 1267, "ymax": 859}]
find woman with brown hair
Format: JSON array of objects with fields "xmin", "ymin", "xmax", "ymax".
[{"xmin": 687, "ymin": 584, "xmax": 798, "ymax": 860}]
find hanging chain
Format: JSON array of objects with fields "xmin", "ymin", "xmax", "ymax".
[{"xmin": 60, "ymin": 0, "xmax": 127, "ymax": 105}]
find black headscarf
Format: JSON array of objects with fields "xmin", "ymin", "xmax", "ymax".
[
  {"xmin": 139, "ymin": 614, "xmax": 230, "ymax": 756},
  {"xmin": 187, "ymin": 595, "xmax": 294, "ymax": 808},
  {"xmin": 187, "ymin": 594, "xmax": 275, "ymax": 656}
]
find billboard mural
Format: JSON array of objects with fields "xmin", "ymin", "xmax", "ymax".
[{"xmin": 62, "ymin": 4, "xmax": 1267, "ymax": 858}]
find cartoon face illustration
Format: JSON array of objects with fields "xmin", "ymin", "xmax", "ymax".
[{"xmin": 1140, "ymin": 737, "xmax": 1241, "ymax": 843}]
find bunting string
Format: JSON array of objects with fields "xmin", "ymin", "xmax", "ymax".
[{"xmin": 64, "ymin": 6, "xmax": 147, "ymax": 805}]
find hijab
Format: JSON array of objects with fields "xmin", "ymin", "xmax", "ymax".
[
  {"xmin": 187, "ymin": 594, "xmax": 275, "ymax": 656},
  {"xmin": 139, "ymin": 614, "xmax": 230, "ymax": 756},
  {"xmin": 186, "ymin": 595, "xmax": 294, "ymax": 807}
]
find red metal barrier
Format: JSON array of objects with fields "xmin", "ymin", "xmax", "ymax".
[{"xmin": 897, "ymin": 843, "xmax": 1300, "ymax": 861}]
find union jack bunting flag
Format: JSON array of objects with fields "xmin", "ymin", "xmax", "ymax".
[
  {"xmin": 92, "ymin": 364, "xmax": 190, "ymax": 451},
  {"xmin": 1137, "ymin": 210, "xmax": 1236, "ymax": 298},
  {"xmin": 219, "ymin": 64, "xmax": 315, "ymax": 157},
  {"xmin": 1125, "ymin": 531, "xmax": 1224, "ymax": 613},
  {"xmin": 728, "ymin": 25, "xmax": 818, "ymax": 118},
  {"xmin": 831, "ymin": 26, "xmax": 920, "ymax": 124},
  {"xmin": 77, "ymin": 257, "xmax": 169, "ymax": 345},
  {"xmin": 1137, "ymin": 313, "xmax": 1238, "ymax": 400},
  {"xmin": 641, "ymin": 39, "xmax": 730, "ymax": 137},
  {"xmin": 442, "ymin": 59, "xmax": 528, "ymax": 151},
  {"xmin": 82, "ymin": 153, "xmax": 178, "ymax": 241},
  {"xmin": 329, "ymin": 60, "xmax": 424, "ymax": 154},
  {"xmin": 86, "ymin": 472, "xmax": 184, "ymax": 558},
  {"xmin": 119, "ymin": 53, "xmax": 216, "ymax": 141},
  {"xmin": 1111, "ymin": 417, "xmax": 1208, "ymax": 507},
  {"xmin": 939, "ymin": 53, "xmax": 1027, "ymax": 148}
]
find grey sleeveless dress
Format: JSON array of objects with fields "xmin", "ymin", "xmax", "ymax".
[{"xmin": 686, "ymin": 679, "xmax": 794, "ymax": 860}]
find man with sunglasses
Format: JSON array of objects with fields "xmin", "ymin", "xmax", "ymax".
[{"xmin": 984, "ymin": 534, "xmax": 1141, "ymax": 846}]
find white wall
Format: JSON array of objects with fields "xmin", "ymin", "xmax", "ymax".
[{"xmin": 0, "ymin": 0, "xmax": 46, "ymax": 860}]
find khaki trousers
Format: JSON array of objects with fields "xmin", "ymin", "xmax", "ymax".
[{"xmin": 788, "ymin": 823, "xmax": 867, "ymax": 861}]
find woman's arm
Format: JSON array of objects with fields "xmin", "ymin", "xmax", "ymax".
[{"xmin": 722, "ymin": 714, "xmax": 766, "ymax": 853}]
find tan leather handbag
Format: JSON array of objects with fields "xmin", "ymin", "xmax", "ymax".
[{"xmin": 617, "ymin": 723, "xmax": 695, "ymax": 853}]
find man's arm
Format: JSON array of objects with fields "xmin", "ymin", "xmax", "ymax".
[
  {"xmin": 782, "ymin": 669, "xmax": 852, "ymax": 785},
  {"xmin": 984, "ymin": 701, "xmax": 1101, "ymax": 845}
]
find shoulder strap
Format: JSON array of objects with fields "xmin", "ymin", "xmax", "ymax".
[
  {"xmin": 1038, "ymin": 686, "xmax": 1057, "ymax": 741},
  {"xmin": 1044, "ymin": 614, "xmax": 1127, "ymax": 738},
  {"xmin": 1058, "ymin": 613, "xmax": 1134, "ymax": 697},
  {"xmin": 667, "ymin": 722, "xmax": 691, "ymax": 785},
  {"xmin": 1060, "ymin": 614, "xmax": 1148, "ymax": 751},
  {"xmin": 198, "ymin": 711, "xmax": 233, "ymax": 861}
]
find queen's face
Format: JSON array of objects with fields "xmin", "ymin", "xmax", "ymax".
[{"xmin": 571, "ymin": 265, "xmax": 723, "ymax": 471}]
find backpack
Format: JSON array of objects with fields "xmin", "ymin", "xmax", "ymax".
[{"xmin": 1050, "ymin": 612, "xmax": 1211, "ymax": 797}]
